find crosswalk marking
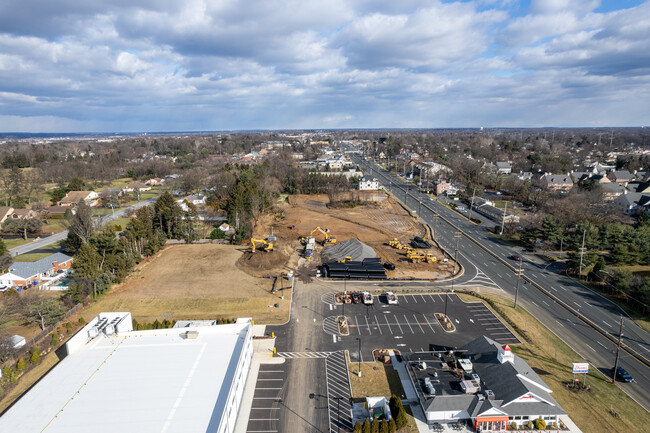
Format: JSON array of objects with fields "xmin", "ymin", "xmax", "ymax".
[{"xmin": 276, "ymin": 352, "xmax": 332, "ymax": 359}]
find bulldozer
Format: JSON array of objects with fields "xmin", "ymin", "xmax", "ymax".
[
  {"xmin": 311, "ymin": 226, "xmax": 337, "ymax": 245},
  {"xmin": 408, "ymin": 252, "xmax": 437, "ymax": 263},
  {"xmin": 389, "ymin": 238, "xmax": 407, "ymax": 249},
  {"xmin": 338, "ymin": 256, "xmax": 353, "ymax": 263},
  {"xmin": 250, "ymin": 238, "xmax": 274, "ymax": 253}
]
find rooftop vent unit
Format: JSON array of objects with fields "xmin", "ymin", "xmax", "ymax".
[
  {"xmin": 184, "ymin": 330, "xmax": 199, "ymax": 340},
  {"xmin": 88, "ymin": 317, "xmax": 109, "ymax": 339},
  {"xmin": 104, "ymin": 317, "xmax": 122, "ymax": 336},
  {"xmin": 484, "ymin": 390, "xmax": 495, "ymax": 400}
]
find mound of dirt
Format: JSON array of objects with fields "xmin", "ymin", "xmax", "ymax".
[
  {"xmin": 236, "ymin": 248, "xmax": 290, "ymax": 277},
  {"xmin": 321, "ymin": 238, "xmax": 376, "ymax": 263}
]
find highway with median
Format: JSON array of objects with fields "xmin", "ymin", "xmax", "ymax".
[{"xmin": 352, "ymin": 154, "xmax": 650, "ymax": 412}]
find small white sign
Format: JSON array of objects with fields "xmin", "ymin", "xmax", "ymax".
[{"xmin": 573, "ymin": 362, "xmax": 589, "ymax": 374}]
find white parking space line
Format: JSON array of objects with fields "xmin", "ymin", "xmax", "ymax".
[
  {"xmin": 438, "ymin": 294, "xmax": 444, "ymax": 302},
  {"xmin": 403, "ymin": 315, "xmax": 415, "ymax": 334},
  {"xmin": 485, "ymin": 327, "xmax": 505, "ymax": 330},
  {"xmin": 374, "ymin": 316, "xmax": 383, "ymax": 335},
  {"xmin": 490, "ymin": 332, "xmax": 513, "ymax": 335},
  {"xmin": 384, "ymin": 315, "xmax": 393, "ymax": 334},
  {"xmin": 332, "ymin": 334, "xmax": 337, "ymax": 343},
  {"xmin": 448, "ymin": 296, "xmax": 454, "ymax": 302},
  {"xmin": 423, "ymin": 315, "xmax": 436, "ymax": 333},
  {"xmin": 355, "ymin": 316, "xmax": 361, "ymax": 335},
  {"xmin": 410, "ymin": 295, "xmax": 418, "ymax": 303},
  {"xmin": 414, "ymin": 314, "xmax": 425, "ymax": 333},
  {"xmin": 403, "ymin": 296, "xmax": 409, "ymax": 303},
  {"xmin": 394, "ymin": 315, "xmax": 404, "ymax": 334},
  {"xmin": 421, "ymin": 294, "xmax": 427, "ymax": 303},
  {"xmin": 428, "ymin": 294, "xmax": 436, "ymax": 302},
  {"xmin": 365, "ymin": 316, "xmax": 372, "ymax": 334}
]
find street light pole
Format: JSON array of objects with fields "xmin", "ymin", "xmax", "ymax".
[
  {"xmin": 434, "ymin": 213, "xmax": 438, "ymax": 240},
  {"xmin": 468, "ymin": 186, "xmax": 477, "ymax": 220},
  {"xmin": 514, "ymin": 259, "xmax": 522, "ymax": 309},
  {"xmin": 612, "ymin": 316, "xmax": 624, "ymax": 384}
]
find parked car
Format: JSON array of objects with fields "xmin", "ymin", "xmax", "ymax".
[
  {"xmin": 613, "ymin": 366, "xmax": 635, "ymax": 383},
  {"xmin": 510, "ymin": 255, "xmax": 521, "ymax": 261},
  {"xmin": 385, "ymin": 292, "xmax": 398, "ymax": 304},
  {"xmin": 351, "ymin": 292, "xmax": 362, "ymax": 304},
  {"xmin": 362, "ymin": 292, "xmax": 374, "ymax": 305}
]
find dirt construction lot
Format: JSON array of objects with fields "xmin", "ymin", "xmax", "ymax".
[
  {"xmin": 85, "ymin": 244, "xmax": 291, "ymax": 324},
  {"xmin": 253, "ymin": 193, "xmax": 454, "ymax": 280}
]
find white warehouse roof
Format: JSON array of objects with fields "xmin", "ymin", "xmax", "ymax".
[{"xmin": 0, "ymin": 313, "xmax": 253, "ymax": 433}]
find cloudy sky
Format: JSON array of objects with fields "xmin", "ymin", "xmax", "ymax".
[{"xmin": 0, "ymin": 0, "xmax": 648, "ymax": 132}]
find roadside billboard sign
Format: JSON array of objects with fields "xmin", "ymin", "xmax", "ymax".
[{"xmin": 573, "ymin": 363, "xmax": 589, "ymax": 374}]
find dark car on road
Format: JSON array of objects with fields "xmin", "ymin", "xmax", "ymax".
[
  {"xmin": 510, "ymin": 255, "xmax": 521, "ymax": 261},
  {"xmin": 613, "ymin": 366, "xmax": 635, "ymax": 383},
  {"xmin": 351, "ymin": 292, "xmax": 362, "ymax": 304}
]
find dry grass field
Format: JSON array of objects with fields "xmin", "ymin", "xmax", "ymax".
[{"xmin": 85, "ymin": 244, "xmax": 291, "ymax": 324}]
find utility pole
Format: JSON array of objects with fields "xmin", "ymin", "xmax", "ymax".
[
  {"xmin": 612, "ymin": 316, "xmax": 624, "ymax": 384},
  {"xmin": 357, "ymin": 337, "xmax": 362, "ymax": 377},
  {"xmin": 514, "ymin": 259, "xmax": 523, "ymax": 309},
  {"xmin": 434, "ymin": 213, "xmax": 438, "ymax": 240},
  {"xmin": 418, "ymin": 198, "xmax": 421, "ymax": 215},
  {"xmin": 447, "ymin": 229, "xmax": 461, "ymax": 317},
  {"xmin": 579, "ymin": 229, "xmax": 586, "ymax": 280},
  {"xmin": 468, "ymin": 186, "xmax": 477, "ymax": 220},
  {"xmin": 500, "ymin": 201, "xmax": 508, "ymax": 235}
]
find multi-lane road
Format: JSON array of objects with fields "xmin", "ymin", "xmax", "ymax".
[
  {"xmin": 352, "ymin": 154, "xmax": 650, "ymax": 412},
  {"xmin": 8, "ymin": 198, "xmax": 157, "ymax": 257}
]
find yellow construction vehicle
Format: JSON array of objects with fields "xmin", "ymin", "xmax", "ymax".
[
  {"xmin": 250, "ymin": 238, "xmax": 274, "ymax": 253},
  {"xmin": 311, "ymin": 226, "xmax": 337, "ymax": 245},
  {"xmin": 408, "ymin": 252, "xmax": 437, "ymax": 263},
  {"xmin": 389, "ymin": 239, "xmax": 407, "ymax": 249},
  {"xmin": 339, "ymin": 256, "xmax": 353, "ymax": 263}
]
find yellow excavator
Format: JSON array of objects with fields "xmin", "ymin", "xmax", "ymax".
[
  {"xmin": 408, "ymin": 252, "xmax": 437, "ymax": 263},
  {"xmin": 250, "ymin": 238, "xmax": 274, "ymax": 253},
  {"xmin": 311, "ymin": 226, "xmax": 337, "ymax": 245},
  {"xmin": 338, "ymin": 256, "xmax": 353, "ymax": 263},
  {"xmin": 389, "ymin": 238, "xmax": 407, "ymax": 249}
]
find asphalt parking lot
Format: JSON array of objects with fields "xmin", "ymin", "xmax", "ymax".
[
  {"xmin": 327, "ymin": 293, "xmax": 520, "ymax": 361},
  {"xmin": 247, "ymin": 364, "xmax": 286, "ymax": 433}
]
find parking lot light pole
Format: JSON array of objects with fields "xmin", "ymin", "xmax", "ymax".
[{"xmin": 357, "ymin": 337, "xmax": 362, "ymax": 377}]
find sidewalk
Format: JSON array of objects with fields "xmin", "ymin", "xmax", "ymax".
[
  {"xmin": 388, "ymin": 350, "xmax": 417, "ymax": 402},
  {"xmin": 233, "ymin": 325, "xmax": 285, "ymax": 433}
]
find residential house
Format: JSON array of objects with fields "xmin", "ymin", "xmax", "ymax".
[
  {"xmin": 539, "ymin": 174, "xmax": 573, "ymax": 193},
  {"xmin": 58, "ymin": 191, "xmax": 100, "ymax": 207},
  {"xmin": 0, "ymin": 206, "xmax": 14, "ymax": 223},
  {"xmin": 358, "ymin": 176, "xmax": 379, "ymax": 191},
  {"xmin": 607, "ymin": 170, "xmax": 634, "ymax": 185},
  {"xmin": 144, "ymin": 178, "xmax": 164, "ymax": 186},
  {"xmin": 495, "ymin": 162, "xmax": 512, "ymax": 174},
  {"xmin": 601, "ymin": 183, "xmax": 626, "ymax": 201},
  {"xmin": 415, "ymin": 161, "xmax": 453, "ymax": 178},
  {"xmin": 0, "ymin": 253, "xmax": 73, "ymax": 290},
  {"xmin": 176, "ymin": 195, "xmax": 207, "ymax": 211},
  {"xmin": 410, "ymin": 337, "xmax": 566, "ymax": 431},
  {"xmin": 42, "ymin": 206, "xmax": 72, "ymax": 218},
  {"xmin": 636, "ymin": 181, "xmax": 650, "ymax": 194},
  {"xmin": 516, "ymin": 172, "xmax": 532, "ymax": 181},
  {"xmin": 588, "ymin": 162, "xmax": 615, "ymax": 175},
  {"xmin": 434, "ymin": 180, "xmax": 457, "ymax": 196},
  {"xmin": 472, "ymin": 197, "xmax": 519, "ymax": 224},
  {"xmin": 613, "ymin": 192, "xmax": 650, "ymax": 215},
  {"xmin": 122, "ymin": 182, "xmax": 152, "ymax": 193},
  {"xmin": 9, "ymin": 209, "xmax": 38, "ymax": 219}
]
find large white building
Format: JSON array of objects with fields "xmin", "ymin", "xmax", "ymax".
[{"xmin": 0, "ymin": 312, "xmax": 254, "ymax": 433}]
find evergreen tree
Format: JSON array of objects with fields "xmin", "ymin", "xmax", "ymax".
[
  {"xmin": 362, "ymin": 419, "xmax": 371, "ymax": 433},
  {"xmin": 371, "ymin": 418, "xmax": 379, "ymax": 433},
  {"xmin": 72, "ymin": 243, "xmax": 102, "ymax": 298},
  {"xmin": 380, "ymin": 419, "xmax": 389, "ymax": 433},
  {"xmin": 388, "ymin": 418, "xmax": 397, "ymax": 433},
  {"xmin": 16, "ymin": 357, "xmax": 26, "ymax": 372},
  {"xmin": 353, "ymin": 420, "xmax": 363, "ymax": 433}
]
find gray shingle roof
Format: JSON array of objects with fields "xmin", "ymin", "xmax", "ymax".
[
  {"xmin": 8, "ymin": 253, "xmax": 73, "ymax": 279},
  {"xmin": 460, "ymin": 336, "xmax": 565, "ymax": 416}
]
